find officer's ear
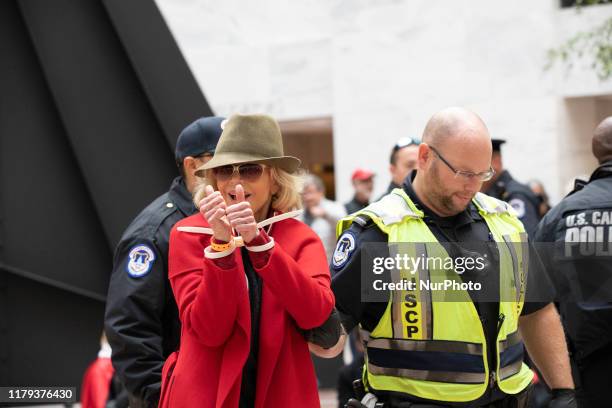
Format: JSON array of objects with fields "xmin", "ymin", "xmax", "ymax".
[
  {"xmin": 182, "ymin": 156, "xmax": 196, "ymax": 174},
  {"xmin": 417, "ymin": 143, "xmax": 432, "ymax": 169},
  {"xmin": 183, "ymin": 156, "xmax": 207, "ymax": 179}
]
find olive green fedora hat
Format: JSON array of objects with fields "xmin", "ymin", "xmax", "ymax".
[{"xmin": 196, "ymin": 113, "xmax": 301, "ymax": 176}]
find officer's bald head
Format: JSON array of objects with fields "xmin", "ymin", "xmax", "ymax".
[
  {"xmin": 413, "ymin": 107, "xmax": 493, "ymax": 217},
  {"xmin": 422, "ymin": 107, "xmax": 492, "ymax": 154},
  {"xmin": 593, "ymin": 117, "xmax": 612, "ymax": 164}
]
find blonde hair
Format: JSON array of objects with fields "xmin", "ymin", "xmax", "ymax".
[{"xmin": 193, "ymin": 165, "xmax": 304, "ymax": 214}]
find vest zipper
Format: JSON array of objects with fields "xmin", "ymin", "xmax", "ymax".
[
  {"xmin": 496, "ymin": 313, "xmax": 506, "ymax": 335},
  {"xmin": 490, "ymin": 313, "xmax": 506, "ymax": 388}
]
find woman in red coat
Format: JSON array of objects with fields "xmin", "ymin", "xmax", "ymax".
[{"xmin": 160, "ymin": 114, "xmax": 336, "ymax": 408}]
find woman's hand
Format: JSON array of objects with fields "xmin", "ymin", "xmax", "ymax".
[
  {"xmin": 226, "ymin": 184, "xmax": 259, "ymax": 244},
  {"xmin": 199, "ymin": 185, "xmax": 232, "ymax": 242}
]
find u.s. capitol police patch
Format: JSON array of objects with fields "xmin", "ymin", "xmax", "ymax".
[
  {"xmin": 126, "ymin": 244, "xmax": 156, "ymax": 278},
  {"xmin": 332, "ymin": 231, "xmax": 357, "ymax": 270},
  {"xmin": 509, "ymin": 198, "xmax": 526, "ymax": 218}
]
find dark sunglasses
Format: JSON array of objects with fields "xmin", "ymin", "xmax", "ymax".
[
  {"xmin": 212, "ymin": 163, "xmax": 266, "ymax": 182},
  {"xmin": 393, "ymin": 137, "xmax": 421, "ymax": 151}
]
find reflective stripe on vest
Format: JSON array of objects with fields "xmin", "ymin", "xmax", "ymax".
[
  {"xmin": 366, "ymin": 337, "xmax": 486, "ymax": 384},
  {"xmin": 498, "ymin": 330, "xmax": 524, "ymax": 380},
  {"xmin": 362, "ymin": 329, "xmax": 524, "ymax": 385}
]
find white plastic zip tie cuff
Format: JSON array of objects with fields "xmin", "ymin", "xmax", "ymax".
[
  {"xmin": 204, "ymin": 244, "xmax": 236, "ymax": 259},
  {"xmin": 177, "ymin": 210, "xmax": 303, "ymax": 236},
  {"xmin": 245, "ymin": 237, "xmax": 275, "ymax": 252}
]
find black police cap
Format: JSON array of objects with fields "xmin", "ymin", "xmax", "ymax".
[
  {"xmin": 175, "ymin": 116, "xmax": 225, "ymax": 164},
  {"xmin": 492, "ymin": 138, "xmax": 506, "ymax": 152}
]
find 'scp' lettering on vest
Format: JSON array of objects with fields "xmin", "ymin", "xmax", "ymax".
[{"xmin": 403, "ymin": 277, "xmax": 420, "ymax": 338}]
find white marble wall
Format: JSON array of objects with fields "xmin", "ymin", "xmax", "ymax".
[{"xmin": 156, "ymin": 0, "xmax": 612, "ymax": 203}]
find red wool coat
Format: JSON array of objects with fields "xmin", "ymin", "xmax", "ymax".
[{"xmin": 159, "ymin": 214, "xmax": 335, "ymax": 408}]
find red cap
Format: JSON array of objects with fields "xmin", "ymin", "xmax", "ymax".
[{"xmin": 351, "ymin": 168, "xmax": 375, "ymax": 181}]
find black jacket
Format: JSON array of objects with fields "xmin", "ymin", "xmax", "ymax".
[
  {"xmin": 533, "ymin": 161, "xmax": 612, "ymax": 361},
  {"xmin": 104, "ymin": 177, "xmax": 196, "ymax": 408},
  {"xmin": 485, "ymin": 170, "xmax": 541, "ymax": 237}
]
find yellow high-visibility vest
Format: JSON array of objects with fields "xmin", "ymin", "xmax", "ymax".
[{"xmin": 336, "ymin": 189, "xmax": 533, "ymax": 402}]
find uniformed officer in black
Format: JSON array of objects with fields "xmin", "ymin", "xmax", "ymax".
[
  {"xmin": 482, "ymin": 139, "xmax": 541, "ymax": 237},
  {"xmin": 533, "ymin": 116, "xmax": 612, "ymax": 408},
  {"xmin": 376, "ymin": 137, "xmax": 421, "ymax": 201},
  {"xmin": 104, "ymin": 116, "xmax": 224, "ymax": 408},
  {"xmin": 321, "ymin": 108, "xmax": 576, "ymax": 408}
]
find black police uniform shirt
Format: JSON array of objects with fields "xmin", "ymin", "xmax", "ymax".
[
  {"xmin": 105, "ymin": 176, "xmax": 195, "ymax": 408},
  {"xmin": 533, "ymin": 160, "xmax": 612, "ymax": 362},
  {"xmin": 485, "ymin": 170, "xmax": 541, "ymax": 238},
  {"xmin": 331, "ymin": 172, "xmax": 553, "ymax": 407}
]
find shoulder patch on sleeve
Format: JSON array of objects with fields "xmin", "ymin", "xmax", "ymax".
[
  {"xmin": 126, "ymin": 244, "xmax": 156, "ymax": 278},
  {"xmin": 332, "ymin": 230, "xmax": 358, "ymax": 271},
  {"xmin": 508, "ymin": 198, "xmax": 526, "ymax": 218}
]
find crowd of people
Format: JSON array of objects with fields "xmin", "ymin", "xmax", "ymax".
[{"xmin": 82, "ymin": 108, "xmax": 612, "ymax": 408}]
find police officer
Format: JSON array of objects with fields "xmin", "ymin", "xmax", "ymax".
[
  {"xmin": 322, "ymin": 108, "xmax": 576, "ymax": 407},
  {"xmin": 482, "ymin": 139, "xmax": 541, "ymax": 237},
  {"xmin": 533, "ymin": 117, "xmax": 612, "ymax": 408},
  {"xmin": 104, "ymin": 116, "xmax": 224, "ymax": 408},
  {"xmin": 377, "ymin": 137, "xmax": 421, "ymax": 201}
]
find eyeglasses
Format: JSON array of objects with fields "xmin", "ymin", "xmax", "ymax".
[
  {"xmin": 429, "ymin": 145, "xmax": 495, "ymax": 182},
  {"xmin": 390, "ymin": 137, "xmax": 422, "ymax": 164},
  {"xmin": 212, "ymin": 163, "xmax": 266, "ymax": 182}
]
